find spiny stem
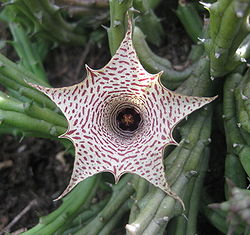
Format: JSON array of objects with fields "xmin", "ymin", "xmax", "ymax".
[
  {"xmin": 223, "ymin": 72, "xmax": 250, "ymax": 173},
  {"xmin": 133, "ymin": 0, "xmax": 164, "ymax": 46},
  {"xmin": 22, "ymin": 176, "xmax": 99, "ymax": 235},
  {"xmin": 3, "ymin": 6, "xmax": 48, "ymax": 82},
  {"xmin": 0, "ymin": 109, "xmax": 65, "ymax": 137},
  {"xmin": 3, "ymin": 0, "xmax": 87, "ymax": 45},
  {"xmin": 225, "ymin": 154, "xmax": 247, "ymax": 199},
  {"xmin": 133, "ymin": 26, "xmax": 193, "ymax": 90},
  {"xmin": 129, "ymin": 178, "xmax": 149, "ymax": 223},
  {"xmin": 205, "ymin": 0, "xmax": 250, "ymax": 77},
  {"xmin": 0, "ymin": 91, "xmax": 67, "ymax": 128},
  {"xmin": 108, "ymin": 0, "xmax": 133, "ymax": 56},
  {"xmin": 98, "ymin": 201, "xmax": 130, "ymax": 235},
  {"xmin": 235, "ymin": 70, "xmax": 250, "ymax": 135},
  {"xmin": 0, "ymin": 53, "xmax": 48, "ymax": 86},
  {"xmin": 185, "ymin": 148, "xmax": 209, "ymax": 235},
  {"xmin": 74, "ymin": 175, "xmax": 138, "ymax": 235},
  {"xmin": 176, "ymin": 1, "xmax": 203, "ymax": 43},
  {"xmin": 0, "ymin": 73, "xmax": 55, "ymax": 109}
]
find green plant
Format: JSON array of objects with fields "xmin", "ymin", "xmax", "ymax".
[{"xmin": 0, "ymin": 0, "xmax": 250, "ymax": 234}]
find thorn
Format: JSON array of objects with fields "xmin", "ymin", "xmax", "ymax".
[
  {"xmin": 19, "ymin": 134, "xmax": 24, "ymax": 143},
  {"xmin": 215, "ymin": 52, "xmax": 220, "ymax": 59},
  {"xmin": 210, "ymin": 76, "xmax": 215, "ymax": 81},
  {"xmin": 237, "ymin": 123, "xmax": 242, "ymax": 128},
  {"xmin": 241, "ymin": 92, "xmax": 248, "ymax": 100},
  {"xmin": 99, "ymin": 216, "xmax": 104, "ymax": 222},
  {"xmin": 51, "ymin": 4, "xmax": 60, "ymax": 12},
  {"xmin": 33, "ymin": 11, "xmax": 43, "ymax": 23},
  {"xmin": 130, "ymin": 195, "xmax": 137, "ymax": 201},
  {"xmin": 182, "ymin": 213, "xmax": 188, "ymax": 221},
  {"xmin": 126, "ymin": 224, "xmax": 140, "ymax": 234},
  {"xmin": 105, "ymin": 182, "xmax": 113, "ymax": 188},
  {"xmin": 208, "ymin": 203, "xmax": 220, "ymax": 209},
  {"xmin": 163, "ymin": 216, "xmax": 169, "ymax": 222},
  {"xmin": 197, "ymin": 37, "xmax": 206, "ymax": 43},
  {"xmin": 155, "ymin": 216, "xmax": 169, "ymax": 224},
  {"xmin": 207, "ymin": 138, "xmax": 212, "ymax": 143},
  {"xmin": 186, "ymin": 170, "xmax": 198, "ymax": 178},
  {"xmin": 101, "ymin": 25, "xmax": 109, "ymax": 31},
  {"xmin": 23, "ymin": 101, "xmax": 33, "ymax": 110},
  {"xmin": 199, "ymin": 1, "xmax": 212, "ymax": 9},
  {"xmin": 240, "ymin": 58, "xmax": 247, "ymax": 63},
  {"xmin": 1, "ymin": 0, "xmax": 15, "ymax": 6},
  {"xmin": 49, "ymin": 126, "xmax": 57, "ymax": 136},
  {"xmin": 235, "ymin": 1, "xmax": 249, "ymax": 18},
  {"xmin": 233, "ymin": 143, "xmax": 239, "ymax": 148},
  {"xmin": 236, "ymin": 10, "xmax": 244, "ymax": 18},
  {"xmin": 128, "ymin": 7, "xmax": 140, "ymax": 14},
  {"xmin": 113, "ymin": 20, "xmax": 121, "ymax": 27}
]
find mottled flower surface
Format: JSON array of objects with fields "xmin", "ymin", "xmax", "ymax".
[{"xmin": 30, "ymin": 23, "xmax": 215, "ymax": 200}]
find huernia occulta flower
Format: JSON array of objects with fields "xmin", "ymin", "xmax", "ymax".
[{"xmin": 29, "ymin": 19, "xmax": 216, "ymax": 208}]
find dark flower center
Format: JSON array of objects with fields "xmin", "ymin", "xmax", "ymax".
[{"xmin": 116, "ymin": 108, "xmax": 141, "ymax": 131}]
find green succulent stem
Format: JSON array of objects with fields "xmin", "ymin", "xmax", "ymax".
[
  {"xmin": 2, "ymin": 6, "xmax": 48, "ymax": 82},
  {"xmin": 176, "ymin": 1, "xmax": 203, "ymax": 43},
  {"xmin": 133, "ymin": 0, "xmax": 164, "ymax": 46},
  {"xmin": 129, "ymin": 178, "xmax": 149, "ymax": 223},
  {"xmin": 0, "ymin": 53, "xmax": 59, "ymax": 111},
  {"xmin": 205, "ymin": 0, "xmax": 250, "ymax": 77},
  {"xmin": 74, "ymin": 175, "xmax": 138, "ymax": 235},
  {"xmin": 223, "ymin": 72, "xmax": 250, "ymax": 178},
  {"xmin": 133, "ymin": 26, "xmax": 193, "ymax": 90},
  {"xmin": 3, "ymin": 0, "xmax": 87, "ymax": 45},
  {"xmin": 0, "ymin": 109, "xmax": 65, "ymax": 137},
  {"xmin": 21, "ymin": 176, "xmax": 99, "ymax": 235},
  {"xmin": 108, "ymin": 0, "xmax": 133, "ymax": 56},
  {"xmin": 185, "ymin": 149, "xmax": 209, "ymax": 234},
  {"xmin": 0, "ymin": 91, "xmax": 67, "ymax": 128}
]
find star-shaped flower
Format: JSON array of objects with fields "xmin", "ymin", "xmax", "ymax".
[{"xmin": 29, "ymin": 21, "xmax": 215, "ymax": 201}]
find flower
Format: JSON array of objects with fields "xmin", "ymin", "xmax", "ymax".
[{"xmin": 29, "ymin": 21, "xmax": 215, "ymax": 201}]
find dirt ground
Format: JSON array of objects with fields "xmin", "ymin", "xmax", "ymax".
[{"xmin": 0, "ymin": 3, "xmax": 224, "ymax": 234}]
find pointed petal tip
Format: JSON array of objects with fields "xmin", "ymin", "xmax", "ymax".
[
  {"xmin": 85, "ymin": 64, "xmax": 93, "ymax": 71},
  {"xmin": 170, "ymin": 140, "xmax": 179, "ymax": 146},
  {"xmin": 53, "ymin": 179, "xmax": 79, "ymax": 201},
  {"xmin": 157, "ymin": 71, "xmax": 164, "ymax": 77},
  {"xmin": 205, "ymin": 94, "xmax": 218, "ymax": 105},
  {"xmin": 53, "ymin": 190, "xmax": 67, "ymax": 201}
]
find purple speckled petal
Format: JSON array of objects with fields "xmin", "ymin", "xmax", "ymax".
[{"xmin": 29, "ymin": 21, "xmax": 216, "ymax": 200}]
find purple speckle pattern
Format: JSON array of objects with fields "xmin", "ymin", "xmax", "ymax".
[{"xmin": 29, "ymin": 22, "xmax": 215, "ymax": 200}]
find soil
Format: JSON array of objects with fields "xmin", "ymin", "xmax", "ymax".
[{"xmin": 0, "ymin": 2, "xmax": 224, "ymax": 235}]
